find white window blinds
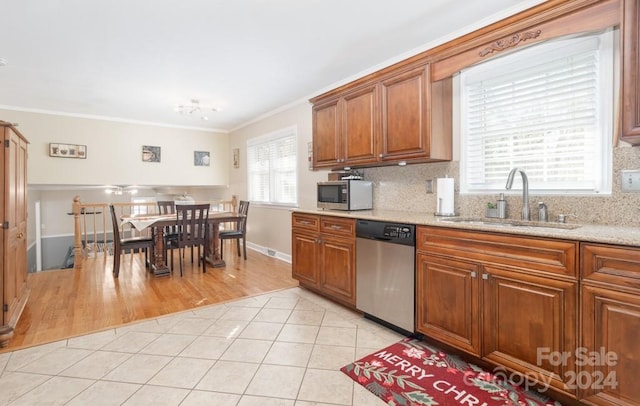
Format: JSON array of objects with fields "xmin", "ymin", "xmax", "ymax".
[
  {"xmin": 247, "ymin": 127, "xmax": 297, "ymax": 205},
  {"xmin": 460, "ymin": 30, "xmax": 614, "ymax": 195}
]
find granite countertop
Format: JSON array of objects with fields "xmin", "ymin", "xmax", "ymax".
[{"xmin": 292, "ymin": 208, "xmax": 640, "ymax": 247}]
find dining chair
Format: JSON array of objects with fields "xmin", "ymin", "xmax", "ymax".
[
  {"xmin": 174, "ymin": 203, "xmax": 210, "ymax": 275},
  {"xmin": 157, "ymin": 200, "xmax": 179, "ymax": 269},
  {"xmin": 109, "ymin": 204, "xmax": 154, "ymax": 278},
  {"xmin": 220, "ymin": 200, "xmax": 250, "ymax": 260}
]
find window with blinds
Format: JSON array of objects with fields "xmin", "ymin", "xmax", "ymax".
[
  {"xmin": 459, "ymin": 30, "xmax": 614, "ymax": 195},
  {"xmin": 247, "ymin": 126, "xmax": 297, "ymax": 205}
]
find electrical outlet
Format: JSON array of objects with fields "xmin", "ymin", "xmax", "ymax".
[
  {"xmin": 425, "ymin": 179, "xmax": 434, "ymax": 194},
  {"xmin": 621, "ymin": 170, "xmax": 640, "ymax": 192}
]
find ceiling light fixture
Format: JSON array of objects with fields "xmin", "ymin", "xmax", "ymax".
[{"xmin": 174, "ymin": 99, "xmax": 219, "ymax": 121}]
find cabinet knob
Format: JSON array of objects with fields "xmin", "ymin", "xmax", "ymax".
[
  {"xmin": 470, "ymin": 271, "xmax": 477, "ymax": 278},
  {"xmin": 482, "ymin": 273, "xmax": 490, "ymax": 280}
]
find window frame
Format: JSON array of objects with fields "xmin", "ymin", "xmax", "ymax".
[
  {"xmin": 458, "ymin": 30, "xmax": 615, "ymax": 196},
  {"xmin": 246, "ymin": 125, "xmax": 298, "ymax": 207}
]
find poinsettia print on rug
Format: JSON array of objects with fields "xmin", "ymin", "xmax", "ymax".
[{"xmin": 341, "ymin": 337, "xmax": 562, "ymax": 406}]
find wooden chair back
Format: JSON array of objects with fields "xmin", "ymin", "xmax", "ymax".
[{"xmin": 175, "ymin": 204, "xmax": 210, "ymax": 274}]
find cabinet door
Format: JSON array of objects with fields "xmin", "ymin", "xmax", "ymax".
[
  {"xmin": 416, "ymin": 253, "xmax": 481, "ymax": 356},
  {"xmin": 342, "ymin": 84, "xmax": 378, "ymax": 165},
  {"xmin": 581, "ymin": 284, "xmax": 640, "ymax": 405},
  {"xmin": 292, "ymin": 230, "xmax": 320, "ymax": 287},
  {"xmin": 622, "ymin": 0, "xmax": 640, "ymax": 144},
  {"xmin": 482, "ymin": 266, "xmax": 578, "ymax": 394},
  {"xmin": 380, "ymin": 65, "xmax": 430, "ymax": 161},
  {"xmin": 312, "ymin": 97, "xmax": 341, "ymax": 168},
  {"xmin": 319, "ymin": 235, "xmax": 355, "ymax": 305}
]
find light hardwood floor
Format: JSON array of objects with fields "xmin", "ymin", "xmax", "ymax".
[{"xmin": 2, "ymin": 244, "xmax": 298, "ymax": 353}]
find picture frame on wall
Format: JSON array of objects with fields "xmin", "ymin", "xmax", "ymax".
[
  {"xmin": 142, "ymin": 145, "xmax": 161, "ymax": 162},
  {"xmin": 49, "ymin": 143, "xmax": 87, "ymax": 159},
  {"xmin": 233, "ymin": 148, "xmax": 240, "ymax": 168},
  {"xmin": 194, "ymin": 151, "xmax": 210, "ymax": 166}
]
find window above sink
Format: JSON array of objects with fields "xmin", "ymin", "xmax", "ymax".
[{"xmin": 458, "ymin": 29, "xmax": 616, "ymax": 196}]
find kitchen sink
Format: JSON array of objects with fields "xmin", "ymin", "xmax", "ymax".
[{"xmin": 440, "ymin": 217, "xmax": 581, "ymax": 230}]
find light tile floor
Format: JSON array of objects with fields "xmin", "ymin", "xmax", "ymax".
[{"xmin": 0, "ymin": 287, "xmax": 406, "ymax": 405}]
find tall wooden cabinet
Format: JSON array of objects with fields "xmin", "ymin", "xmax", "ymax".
[
  {"xmin": 0, "ymin": 120, "xmax": 30, "ymax": 348},
  {"xmin": 622, "ymin": 0, "xmax": 640, "ymax": 144}
]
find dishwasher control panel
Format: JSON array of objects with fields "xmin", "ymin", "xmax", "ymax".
[
  {"xmin": 383, "ymin": 225, "xmax": 413, "ymax": 239},
  {"xmin": 356, "ymin": 219, "xmax": 415, "ymax": 246}
]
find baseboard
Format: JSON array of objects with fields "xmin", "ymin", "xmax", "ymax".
[{"xmin": 246, "ymin": 241, "xmax": 291, "ymax": 264}]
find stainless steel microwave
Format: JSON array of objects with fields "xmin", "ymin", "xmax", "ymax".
[{"xmin": 317, "ymin": 180, "xmax": 373, "ymax": 211}]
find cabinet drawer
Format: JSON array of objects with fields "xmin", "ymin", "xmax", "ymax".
[
  {"xmin": 292, "ymin": 213, "xmax": 319, "ymax": 232},
  {"xmin": 417, "ymin": 226, "xmax": 577, "ymax": 279},
  {"xmin": 581, "ymin": 243, "xmax": 640, "ymax": 290},
  {"xmin": 320, "ymin": 216, "xmax": 355, "ymax": 237}
]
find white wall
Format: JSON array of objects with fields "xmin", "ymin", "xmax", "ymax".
[
  {"xmin": 228, "ymin": 102, "xmax": 330, "ymax": 257},
  {"xmin": 1, "ymin": 109, "xmax": 229, "ymax": 186}
]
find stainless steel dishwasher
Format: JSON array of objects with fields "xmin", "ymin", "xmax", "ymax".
[{"xmin": 356, "ymin": 219, "xmax": 415, "ymax": 333}]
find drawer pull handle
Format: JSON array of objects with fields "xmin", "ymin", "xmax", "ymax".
[
  {"xmin": 299, "ymin": 220, "xmax": 311, "ymax": 225},
  {"xmin": 330, "ymin": 225, "xmax": 342, "ymax": 230}
]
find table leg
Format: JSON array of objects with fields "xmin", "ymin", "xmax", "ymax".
[
  {"xmin": 205, "ymin": 222, "xmax": 226, "ymax": 268},
  {"xmin": 151, "ymin": 226, "xmax": 171, "ymax": 276}
]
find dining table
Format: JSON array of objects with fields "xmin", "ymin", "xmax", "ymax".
[{"xmin": 120, "ymin": 211, "xmax": 244, "ymax": 276}]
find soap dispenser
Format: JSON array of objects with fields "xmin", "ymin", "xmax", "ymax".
[{"xmin": 497, "ymin": 193, "xmax": 507, "ymax": 219}]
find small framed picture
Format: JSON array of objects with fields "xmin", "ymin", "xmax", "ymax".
[
  {"xmin": 194, "ymin": 151, "xmax": 210, "ymax": 166},
  {"xmin": 233, "ymin": 148, "xmax": 240, "ymax": 168},
  {"xmin": 142, "ymin": 145, "xmax": 161, "ymax": 162},
  {"xmin": 49, "ymin": 143, "xmax": 87, "ymax": 159}
]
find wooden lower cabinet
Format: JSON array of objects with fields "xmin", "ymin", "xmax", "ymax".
[
  {"xmin": 416, "ymin": 226, "xmax": 579, "ymax": 398},
  {"xmin": 482, "ymin": 265, "xmax": 577, "ymax": 394},
  {"xmin": 416, "ymin": 253, "xmax": 481, "ymax": 356},
  {"xmin": 581, "ymin": 285, "xmax": 640, "ymax": 405},
  {"xmin": 579, "ymin": 242, "xmax": 640, "ymax": 405},
  {"xmin": 291, "ymin": 230, "xmax": 320, "ymax": 287},
  {"xmin": 318, "ymin": 234, "xmax": 355, "ymax": 304},
  {"xmin": 291, "ymin": 213, "xmax": 356, "ymax": 307}
]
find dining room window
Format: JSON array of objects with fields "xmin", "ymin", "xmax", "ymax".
[
  {"xmin": 247, "ymin": 126, "xmax": 297, "ymax": 206},
  {"xmin": 459, "ymin": 29, "xmax": 615, "ymax": 195}
]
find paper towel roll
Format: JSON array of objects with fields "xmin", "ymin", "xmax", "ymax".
[{"xmin": 436, "ymin": 178, "xmax": 455, "ymax": 215}]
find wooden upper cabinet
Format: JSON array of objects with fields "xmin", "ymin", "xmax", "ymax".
[
  {"xmin": 622, "ymin": 0, "xmax": 640, "ymax": 144},
  {"xmin": 311, "ymin": 62, "xmax": 452, "ymax": 170},
  {"xmin": 312, "ymin": 83, "xmax": 378, "ymax": 169},
  {"xmin": 380, "ymin": 65, "xmax": 430, "ymax": 161},
  {"xmin": 312, "ymin": 97, "xmax": 341, "ymax": 167},
  {"xmin": 342, "ymin": 84, "xmax": 378, "ymax": 165}
]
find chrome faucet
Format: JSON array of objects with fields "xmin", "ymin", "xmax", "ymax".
[{"xmin": 505, "ymin": 168, "xmax": 530, "ymax": 221}]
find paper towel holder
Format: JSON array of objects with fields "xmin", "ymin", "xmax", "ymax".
[{"xmin": 434, "ymin": 196, "xmax": 458, "ymax": 217}]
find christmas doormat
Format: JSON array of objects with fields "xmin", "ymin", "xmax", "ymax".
[{"xmin": 341, "ymin": 338, "xmax": 561, "ymax": 405}]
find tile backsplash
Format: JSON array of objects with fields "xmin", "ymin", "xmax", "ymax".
[{"xmin": 364, "ymin": 145, "xmax": 640, "ymax": 228}]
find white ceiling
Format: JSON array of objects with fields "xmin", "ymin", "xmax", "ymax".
[{"xmin": 0, "ymin": 0, "xmax": 543, "ymax": 133}]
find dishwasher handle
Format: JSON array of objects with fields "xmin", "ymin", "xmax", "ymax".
[{"xmin": 358, "ymin": 235, "xmax": 393, "ymax": 242}]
